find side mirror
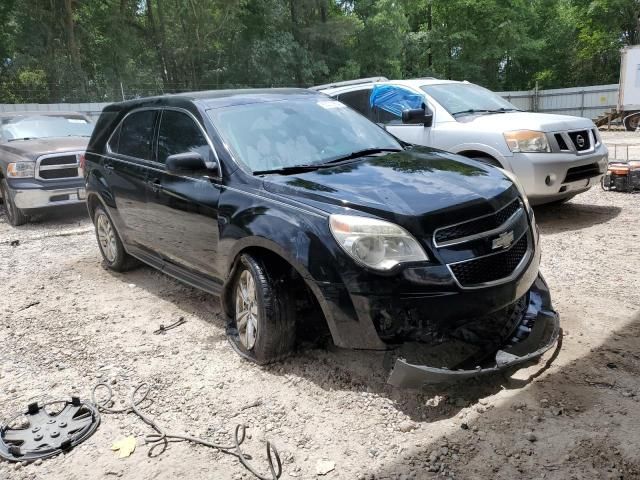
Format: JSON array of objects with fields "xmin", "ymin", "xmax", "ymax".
[
  {"xmin": 402, "ymin": 108, "xmax": 433, "ymax": 127},
  {"xmin": 166, "ymin": 152, "xmax": 217, "ymax": 174}
]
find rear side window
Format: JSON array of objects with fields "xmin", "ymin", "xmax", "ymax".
[
  {"xmin": 337, "ymin": 89, "xmax": 373, "ymax": 120},
  {"xmin": 157, "ymin": 110, "xmax": 212, "ymax": 164},
  {"xmin": 111, "ymin": 110, "xmax": 156, "ymax": 160}
]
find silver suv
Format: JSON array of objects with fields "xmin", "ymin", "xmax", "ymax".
[{"xmin": 313, "ymin": 77, "xmax": 608, "ymax": 205}]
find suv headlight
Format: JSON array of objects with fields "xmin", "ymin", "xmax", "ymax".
[
  {"xmin": 329, "ymin": 214, "xmax": 428, "ymax": 271},
  {"xmin": 7, "ymin": 162, "xmax": 35, "ymax": 178},
  {"xmin": 504, "ymin": 130, "xmax": 550, "ymax": 153}
]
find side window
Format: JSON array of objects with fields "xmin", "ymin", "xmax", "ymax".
[
  {"xmin": 113, "ymin": 110, "xmax": 156, "ymax": 160},
  {"xmin": 336, "ymin": 89, "xmax": 373, "ymax": 120},
  {"xmin": 157, "ymin": 110, "xmax": 212, "ymax": 165}
]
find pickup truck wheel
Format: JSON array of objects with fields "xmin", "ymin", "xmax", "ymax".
[
  {"xmin": 0, "ymin": 179, "xmax": 28, "ymax": 226},
  {"xmin": 93, "ymin": 205, "xmax": 137, "ymax": 271},
  {"xmin": 228, "ymin": 254, "xmax": 296, "ymax": 364}
]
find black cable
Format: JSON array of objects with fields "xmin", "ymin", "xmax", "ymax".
[{"xmin": 91, "ymin": 383, "xmax": 282, "ymax": 480}]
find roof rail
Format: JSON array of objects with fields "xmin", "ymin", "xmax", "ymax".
[{"xmin": 310, "ymin": 77, "xmax": 389, "ymax": 91}]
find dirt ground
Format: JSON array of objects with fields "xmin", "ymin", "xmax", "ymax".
[{"xmin": 1, "ymin": 131, "xmax": 640, "ymax": 480}]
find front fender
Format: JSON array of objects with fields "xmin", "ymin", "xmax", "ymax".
[{"xmin": 451, "ymin": 143, "xmax": 513, "ymax": 170}]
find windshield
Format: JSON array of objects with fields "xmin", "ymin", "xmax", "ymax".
[
  {"xmin": 421, "ymin": 83, "xmax": 518, "ymax": 116},
  {"xmin": 207, "ymin": 97, "xmax": 401, "ymax": 172},
  {"xmin": 0, "ymin": 114, "xmax": 93, "ymax": 142}
]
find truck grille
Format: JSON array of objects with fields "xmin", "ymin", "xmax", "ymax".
[
  {"xmin": 563, "ymin": 162, "xmax": 601, "ymax": 183},
  {"xmin": 449, "ymin": 233, "xmax": 529, "ymax": 288},
  {"xmin": 36, "ymin": 153, "xmax": 81, "ymax": 180},
  {"xmin": 567, "ymin": 130, "xmax": 591, "ymax": 151},
  {"xmin": 434, "ymin": 198, "xmax": 521, "ymax": 245}
]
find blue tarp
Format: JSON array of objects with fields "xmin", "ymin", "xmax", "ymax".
[{"xmin": 369, "ymin": 85, "xmax": 424, "ymax": 117}]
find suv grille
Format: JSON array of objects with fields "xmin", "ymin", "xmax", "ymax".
[
  {"xmin": 434, "ymin": 199, "xmax": 521, "ymax": 245},
  {"xmin": 564, "ymin": 163, "xmax": 601, "ymax": 183},
  {"xmin": 36, "ymin": 154, "xmax": 80, "ymax": 180},
  {"xmin": 567, "ymin": 130, "xmax": 591, "ymax": 151},
  {"xmin": 449, "ymin": 233, "xmax": 529, "ymax": 287}
]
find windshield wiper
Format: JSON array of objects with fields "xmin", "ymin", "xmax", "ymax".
[
  {"xmin": 253, "ymin": 148, "xmax": 402, "ymax": 176},
  {"xmin": 253, "ymin": 164, "xmax": 322, "ymax": 176},
  {"xmin": 7, "ymin": 137, "xmax": 35, "ymax": 142},
  {"xmin": 321, "ymin": 147, "xmax": 402, "ymax": 165},
  {"xmin": 452, "ymin": 108, "xmax": 519, "ymax": 116}
]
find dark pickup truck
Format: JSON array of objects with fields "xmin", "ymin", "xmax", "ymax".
[
  {"xmin": 0, "ymin": 112, "xmax": 92, "ymax": 226},
  {"xmin": 84, "ymin": 89, "xmax": 560, "ymax": 387}
]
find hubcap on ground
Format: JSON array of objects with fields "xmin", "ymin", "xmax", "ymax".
[
  {"xmin": 96, "ymin": 213, "xmax": 117, "ymax": 263},
  {"xmin": 235, "ymin": 270, "xmax": 259, "ymax": 350}
]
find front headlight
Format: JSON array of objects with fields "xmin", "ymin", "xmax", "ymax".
[
  {"xmin": 504, "ymin": 130, "xmax": 550, "ymax": 153},
  {"xmin": 7, "ymin": 162, "xmax": 35, "ymax": 178},
  {"xmin": 498, "ymin": 168, "xmax": 531, "ymax": 212},
  {"xmin": 329, "ymin": 214, "xmax": 428, "ymax": 271}
]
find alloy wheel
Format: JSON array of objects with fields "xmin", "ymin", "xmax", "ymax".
[
  {"xmin": 235, "ymin": 270, "xmax": 259, "ymax": 350},
  {"xmin": 96, "ymin": 213, "xmax": 117, "ymax": 263}
]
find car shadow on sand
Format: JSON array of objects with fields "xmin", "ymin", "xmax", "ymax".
[
  {"xmin": 103, "ymin": 261, "xmax": 564, "ymax": 423},
  {"xmin": 533, "ymin": 201, "xmax": 621, "ymax": 234},
  {"xmin": 364, "ymin": 312, "xmax": 640, "ymax": 479}
]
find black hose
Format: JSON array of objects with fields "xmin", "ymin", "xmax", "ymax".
[{"xmin": 91, "ymin": 383, "xmax": 282, "ymax": 480}]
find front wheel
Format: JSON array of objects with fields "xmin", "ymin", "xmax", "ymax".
[
  {"xmin": 228, "ymin": 254, "xmax": 296, "ymax": 364},
  {"xmin": 0, "ymin": 179, "xmax": 28, "ymax": 226}
]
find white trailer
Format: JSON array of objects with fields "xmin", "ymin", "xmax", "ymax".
[{"xmin": 597, "ymin": 45, "xmax": 640, "ymax": 130}]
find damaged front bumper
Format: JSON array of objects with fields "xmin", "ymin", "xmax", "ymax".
[{"xmin": 387, "ymin": 276, "xmax": 560, "ymax": 388}]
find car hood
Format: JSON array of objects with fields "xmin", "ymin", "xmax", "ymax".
[
  {"xmin": 262, "ymin": 147, "xmax": 518, "ymax": 234},
  {"xmin": 0, "ymin": 136, "xmax": 89, "ymax": 161},
  {"xmin": 456, "ymin": 111, "xmax": 595, "ymax": 132}
]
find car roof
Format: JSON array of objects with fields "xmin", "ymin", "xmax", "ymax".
[
  {"xmin": 0, "ymin": 111, "xmax": 89, "ymax": 118},
  {"xmin": 316, "ymin": 78, "xmax": 464, "ymax": 95},
  {"xmin": 108, "ymin": 88, "xmax": 323, "ymax": 111}
]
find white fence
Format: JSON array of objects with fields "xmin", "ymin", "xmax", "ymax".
[
  {"xmin": 0, "ymin": 83, "xmax": 622, "ymax": 121},
  {"xmin": 496, "ymin": 84, "xmax": 619, "ymax": 120}
]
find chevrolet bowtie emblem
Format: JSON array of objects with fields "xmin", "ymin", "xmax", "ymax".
[{"xmin": 492, "ymin": 230, "xmax": 514, "ymax": 250}]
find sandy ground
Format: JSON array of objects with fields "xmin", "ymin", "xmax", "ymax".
[{"xmin": 1, "ymin": 132, "xmax": 640, "ymax": 479}]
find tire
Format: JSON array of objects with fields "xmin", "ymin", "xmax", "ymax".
[
  {"xmin": 0, "ymin": 179, "xmax": 28, "ymax": 226},
  {"xmin": 623, "ymin": 112, "xmax": 640, "ymax": 131},
  {"xmin": 93, "ymin": 205, "xmax": 138, "ymax": 271},
  {"xmin": 227, "ymin": 254, "xmax": 296, "ymax": 364}
]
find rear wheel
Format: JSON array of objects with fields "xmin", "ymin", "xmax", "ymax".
[
  {"xmin": 227, "ymin": 254, "xmax": 296, "ymax": 364},
  {"xmin": 93, "ymin": 205, "xmax": 137, "ymax": 271},
  {"xmin": 623, "ymin": 112, "xmax": 640, "ymax": 131},
  {"xmin": 0, "ymin": 179, "xmax": 28, "ymax": 226}
]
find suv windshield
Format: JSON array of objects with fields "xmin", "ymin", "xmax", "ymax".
[
  {"xmin": 421, "ymin": 83, "xmax": 519, "ymax": 117},
  {"xmin": 0, "ymin": 114, "xmax": 93, "ymax": 142},
  {"xmin": 207, "ymin": 97, "xmax": 401, "ymax": 172}
]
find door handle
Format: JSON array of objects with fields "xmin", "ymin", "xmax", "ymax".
[
  {"xmin": 147, "ymin": 178, "xmax": 162, "ymax": 193},
  {"xmin": 104, "ymin": 163, "xmax": 114, "ymax": 172}
]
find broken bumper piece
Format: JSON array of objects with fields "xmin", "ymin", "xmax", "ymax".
[{"xmin": 387, "ymin": 284, "xmax": 560, "ymax": 388}]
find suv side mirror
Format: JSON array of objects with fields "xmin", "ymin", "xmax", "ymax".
[
  {"xmin": 402, "ymin": 108, "xmax": 433, "ymax": 127},
  {"xmin": 166, "ymin": 152, "xmax": 217, "ymax": 174}
]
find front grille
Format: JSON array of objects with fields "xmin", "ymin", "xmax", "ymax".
[
  {"xmin": 564, "ymin": 163, "xmax": 601, "ymax": 183},
  {"xmin": 568, "ymin": 130, "xmax": 591, "ymax": 151},
  {"xmin": 434, "ymin": 199, "xmax": 521, "ymax": 245},
  {"xmin": 449, "ymin": 233, "xmax": 529, "ymax": 287},
  {"xmin": 36, "ymin": 153, "xmax": 80, "ymax": 180},
  {"xmin": 39, "ymin": 168, "xmax": 79, "ymax": 179},
  {"xmin": 555, "ymin": 134, "xmax": 569, "ymax": 151},
  {"xmin": 40, "ymin": 155, "xmax": 77, "ymax": 166}
]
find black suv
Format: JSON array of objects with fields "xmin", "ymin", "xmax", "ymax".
[{"xmin": 85, "ymin": 89, "xmax": 559, "ymax": 387}]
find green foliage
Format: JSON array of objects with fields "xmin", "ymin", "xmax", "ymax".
[{"xmin": 0, "ymin": 0, "xmax": 637, "ymax": 103}]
